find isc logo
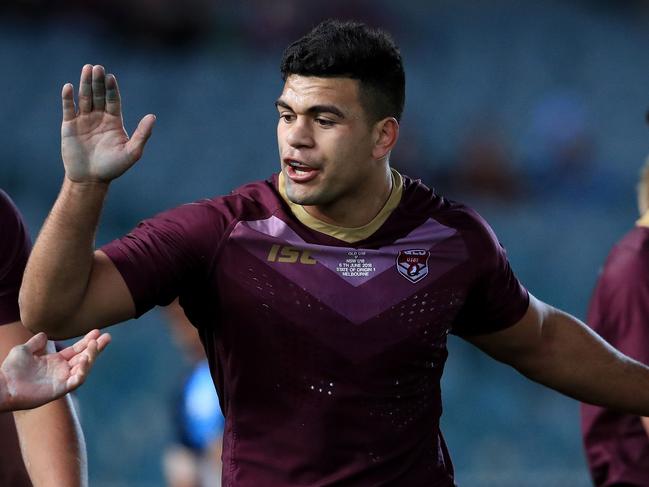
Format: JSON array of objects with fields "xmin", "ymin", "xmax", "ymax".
[{"xmin": 267, "ymin": 244, "xmax": 317, "ymax": 264}]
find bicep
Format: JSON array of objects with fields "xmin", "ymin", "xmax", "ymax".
[
  {"xmin": 60, "ymin": 250, "xmax": 135, "ymax": 339},
  {"xmin": 463, "ymin": 294, "xmax": 547, "ymax": 367},
  {"xmin": 465, "ymin": 294, "xmax": 614, "ymax": 380}
]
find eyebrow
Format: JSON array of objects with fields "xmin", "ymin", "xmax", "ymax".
[{"xmin": 275, "ymin": 99, "xmax": 345, "ymax": 119}]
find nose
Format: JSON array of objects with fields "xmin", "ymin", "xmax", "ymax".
[{"xmin": 285, "ymin": 117, "xmax": 315, "ymax": 149}]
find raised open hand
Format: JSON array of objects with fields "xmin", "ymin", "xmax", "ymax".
[
  {"xmin": 61, "ymin": 64, "xmax": 156, "ymax": 183},
  {"xmin": 0, "ymin": 329, "xmax": 111, "ymax": 411}
]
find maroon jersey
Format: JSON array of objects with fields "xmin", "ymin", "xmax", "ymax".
[
  {"xmin": 102, "ymin": 174, "xmax": 529, "ymax": 486},
  {"xmin": 0, "ymin": 190, "xmax": 31, "ymax": 325},
  {"xmin": 581, "ymin": 225, "xmax": 649, "ymax": 487},
  {"xmin": 0, "ymin": 190, "xmax": 33, "ymax": 487}
]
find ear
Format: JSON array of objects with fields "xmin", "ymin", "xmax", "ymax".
[{"xmin": 372, "ymin": 117, "xmax": 399, "ymax": 160}]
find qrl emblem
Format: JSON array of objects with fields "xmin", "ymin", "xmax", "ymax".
[{"xmin": 396, "ymin": 249, "xmax": 430, "ymax": 283}]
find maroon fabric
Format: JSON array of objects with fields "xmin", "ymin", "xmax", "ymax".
[
  {"xmin": 0, "ymin": 190, "xmax": 31, "ymax": 326},
  {"xmin": 102, "ymin": 175, "xmax": 529, "ymax": 487},
  {"xmin": 582, "ymin": 226, "xmax": 649, "ymax": 487},
  {"xmin": 0, "ymin": 190, "xmax": 32, "ymax": 486}
]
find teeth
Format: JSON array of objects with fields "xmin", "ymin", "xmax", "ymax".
[{"xmin": 288, "ymin": 160, "xmax": 309, "ymax": 169}]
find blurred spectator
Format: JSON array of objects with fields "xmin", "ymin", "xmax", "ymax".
[
  {"xmin": 163, "ymin": 300, "xmax": 224, "ymax": 487},
  {"xmin": 522, "ymin": 92, "xmax": 608, "ymax": 203},
  {"xmin": 0, "ymin": 0, "xmax": 398, "ymax": 48},
  {"xmin": 239, "ymin": 0, "xmax": 397, "ymax": 50},
  {"xmin": 452, "ymin": 116, "xmax": 521, "ymax": 201},
  {"xmin": 0, "ymin": 0, "xmax": 214, "ymax": 45},
  {"xmin": 391, "ymin": 125, "xmax": 434, "ymax": 181}
]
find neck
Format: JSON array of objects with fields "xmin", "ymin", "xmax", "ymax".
[{"xmin": 304, "ymin": 165, "xmax": 393, "ymax": 227}]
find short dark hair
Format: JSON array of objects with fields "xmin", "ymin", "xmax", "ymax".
[{"xmin": 280, "ymin": 19, "xmax": 405, "ymax": 123}]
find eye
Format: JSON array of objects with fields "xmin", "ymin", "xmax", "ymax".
[
  {"xmin": 315, "ymin": 118, "xmax": 336, "ymax": 127},
  {"xmin": 279, "ymin": 113, "xmax": 295, "ymax": 123}
]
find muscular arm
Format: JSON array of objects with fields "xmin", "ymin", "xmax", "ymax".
[
  {"xmin": 466, "ymin": 294, "xmax": 649, "ymax": 415},
  {"xmin": 0, "ymin": 322, "xmax": 86, "ymax": 487},
  {"xmin": 19, "ymin": 64, "xmax": 154, "ymax": 339},
  {"xmin": 20, "ymin": 179, "xmax": 134, "ymax": 338}
]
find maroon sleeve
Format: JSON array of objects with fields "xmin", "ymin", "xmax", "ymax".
[
  {"xmin": 451, "ymin": 210, "xmax": 529, "ymax": 336},
  {"xmin": 0, "ymin": 191, "xmax": 32, "ymax": 326},
  {"xmin": 101, "ymin": 199, "xmax": 232, "ymax": 317},
  {"xmin": 588, "ymin": 231, "xmax": 649, "ymax": 365}
]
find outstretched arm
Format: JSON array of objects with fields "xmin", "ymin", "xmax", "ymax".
[
  {"xmin": 20, "ymin": 64, "xmax": 155, "ymax": 338},
  {"xmin": 466, "ymin": 294, "xmax": 649, "ymax": 415},
  {"xmin": 0, "ymin": 328, "xmax": 111, "ymax": 412}
]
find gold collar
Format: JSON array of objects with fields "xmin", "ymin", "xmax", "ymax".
[{"xmin": 278, "ymin": 168, "xmax": 403, "ymax": 243}]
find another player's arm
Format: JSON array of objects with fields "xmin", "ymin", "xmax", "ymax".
[
  {"xmin": 0, "ymin": 328, "xmax": 110, "ymax": 412},
  {"xmin": 19, "ymin": 64, "xmax": 154, "ymax": 339},
  {"xmin": 642, "ymin": 417, "xmax": 649, "ymax": 438},
  {"xmin": 0, "ymin": 323, "xmax": 86, "ymax": 487},
  {"xmin": 466, "ymin": 294, "xmax": 649, "ymax": 415}
]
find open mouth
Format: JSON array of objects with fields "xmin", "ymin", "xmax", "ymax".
[
  {"xmin": 287, "ymin": 160, "xmax": 314, "ymax": 172},
  {"xmin": 284, "ymin": 159, "xmax": 319, "ymax": 182}
]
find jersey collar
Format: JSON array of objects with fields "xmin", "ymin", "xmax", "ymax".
[
  {"xmin": 278, "ymin": 168, "xmax": 403, "ymax": 243},
  {"xmin": 637, "ymin": 211, "xmax": 649, "ymax": 228}
]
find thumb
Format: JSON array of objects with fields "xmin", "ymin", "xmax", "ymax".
[
  {"xmin": 126, "ymin": 114, "xmax": 156, "ymax": 162},
  {"xmin": 22, "ymin": 332, "xmax": 48, "ymax": 355}
]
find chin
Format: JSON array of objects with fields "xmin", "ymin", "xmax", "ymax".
[
  {"xmin": 285, "ymin": 183, "xmax": 317, "ymax": 206},
  {"xmin": 285, "ymin": 179, "xmax": 340, "ymax": 208},
  {"xmin": 287, "ymin": 191, "xmax": 316, "ymax": 206}
]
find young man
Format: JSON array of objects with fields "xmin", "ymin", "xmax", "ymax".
[
  {"xmin": 581, "ymin": 160, "xmax": 649, "ymax": 486},
  {"xmin": 0, "ymin": 189, "xmax": 110, "ymax": 486},
  {"xmin": 19, "ymin": 20, "xmax": 649, "ymax": 486}
]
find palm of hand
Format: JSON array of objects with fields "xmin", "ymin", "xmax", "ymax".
[
  {"xmin": 62, "ymin": 110, "xmax": 132, "ymax": 183},
  {"xmin": 1, "ymin": 347, "xmax": 70, "ymax": 406}
]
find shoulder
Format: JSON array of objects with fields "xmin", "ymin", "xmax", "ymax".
[
  {"xmin": 142, "ymin": 178, "xmax": 282, "ymax": 234},
  {"xmin": 0, "ymin": 190, "xmax": 23, "ymax": 234},
  {"xmin": 601, "ymin": 227, "xmax": 649, "ymax": 282},
  {"xmin": 400, "ymin": 176, "xmax": 501, "ymax": 251},
  {"xmin": 186, "ymin": 180, "xmax": 282, "ymax": 232},
  {"xmin": 590, "ymin": 227, "xmax": 649, "ymax": 329},
  {"xmin": 220, "ymin": 177, "xmax": 284, "ymax": 221},
  {"xmin": 0, "ymin": 190, "xmax": 29, "ymax": 253},
  {"xmin": 154, "ymin": 181, "xmax": 280, "ymax": 223}
]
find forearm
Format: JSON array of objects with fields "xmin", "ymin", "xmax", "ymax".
[
  {"xmin": 515, "ymin": 307, "xmax": 649, "ymax": 415},
  {"xmin": 20, "ymin": 178, "xmax": 108, "ymax": 333},
  {"xmin": 0, "ymin": 370, "xmax": 9, "ymax": 412},
  {"xmin": 13, "ymin": 394, "xmax": 87, "ymax": 487},
  {"xmin": 642, "ymin": 417, "xmax": 649, "ymax": 438}
]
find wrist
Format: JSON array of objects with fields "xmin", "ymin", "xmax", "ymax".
[
  {"xmin": 63, "ymin": 176, "xmax": 110, "ymax": 193},
  {"xmin": 52, "ymin": 177, "xmax": 110, "ymax": 233},
  {"xmin": 61, "ymin": 178, "xmax": 110, "ymax": 207}
]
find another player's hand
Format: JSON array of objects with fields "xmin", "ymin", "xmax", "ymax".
[
  {"xmin": 0, "ymin": 329, "xmax": 111, "ymax": 411},
  {"xmin": 61, "ymin": 64, "xmax": 156, "ymax": 183}
]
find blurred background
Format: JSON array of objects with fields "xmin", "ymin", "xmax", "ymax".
[{"xmin": 2, "ymin": 0, "xmax": 648, "ymax": 485}]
